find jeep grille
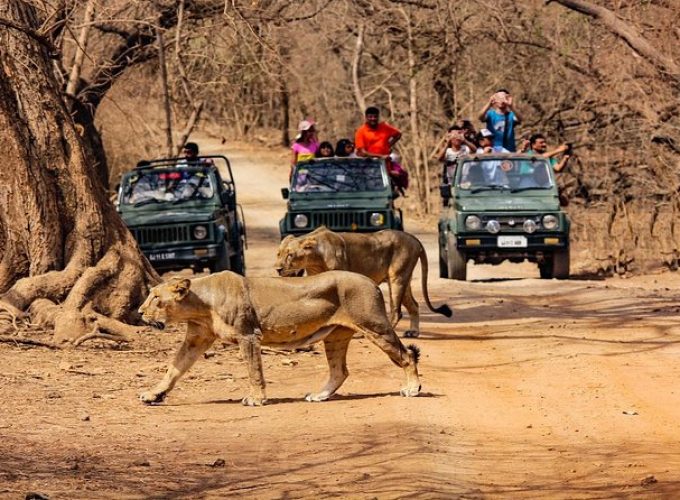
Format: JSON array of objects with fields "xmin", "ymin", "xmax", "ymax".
[
  {"xmin": 132, "ymin": 225, "xmax": 191, "ymax": 245},
  {"xmin": 310, "ymin": 211, "xmax": 367, "ymax": 229}
]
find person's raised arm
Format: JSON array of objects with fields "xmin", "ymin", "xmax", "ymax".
[
  {"xmin": 478, "ymin": 95, "xmax": 493, "ymax": 122},
  {"xmin": 553, "ymin": 154, "xmax": 571, "ymax": 173},
  {"xmin": 545, "ymin": 144, "xmax": 569, "ymax": 159}
]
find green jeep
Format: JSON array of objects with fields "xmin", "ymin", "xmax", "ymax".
[
  {"xmin": 279, "ymin": 157, "xmax": 403, "ymax": 237},
  {"xmin": 438, "ymin": 154, "xmax": 570, "ymax": 280},
  {"xmin": 117, "ymin": 156, "xmax": 246, "ymax": 274}
]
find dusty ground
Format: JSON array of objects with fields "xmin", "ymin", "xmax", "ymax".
[{"xmin": 2, "ymin": 137, "xmax": 680, "ymax": 499}]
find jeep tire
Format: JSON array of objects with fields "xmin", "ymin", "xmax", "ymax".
[
  {"xmin": 551, "ymin": 247, "xmax": 570, "ymax": 279},
  {"xmin": 446, "ymin": 233, "xmax": 467, "ymax": 281},
  {"xmin": 539, "ymin": 247, "xmax": 570, "ymax": 279},
  {"xmin": 210, "ymin": 242, "xmax": 230, "ymax": 273},
  {"xmin": 230, "ymin": 235, "xmax": 246, "ymax": 275},
  {"xmin": 439, "ymin": 240, "xmax": 448, "ymax": 278}
]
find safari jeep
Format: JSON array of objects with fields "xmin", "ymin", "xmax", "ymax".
[
  {"xmin": 117, "ymin": 156, "xmax": 246, "ymax": 274},
  {"xmin": 438, "ymin": 154, "xmax": 570, "ymax": 280},
  {"xmin": 279, "ymin": 156, "xmax": 403, "ymax": 237}
]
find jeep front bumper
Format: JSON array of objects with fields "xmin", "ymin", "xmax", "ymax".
[{"xmin": 142, "ymin": 243, "xmax": 221, "ymax": 269}]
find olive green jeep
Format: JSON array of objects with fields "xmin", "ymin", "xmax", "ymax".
[
  {"xmin": 279, "ymin": 156, "xmax": 403, "ymax": 237},
  {"xmin": 117, "ymin": 156, "xmax": 246, "ymax": 274},
  {"xmin": 438, "ymin": 154, "xmax": 570, "ymax": 280}
]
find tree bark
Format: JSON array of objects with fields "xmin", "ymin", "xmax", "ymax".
[
  {"xmin": 0, "ymin": 0, "xmax": 158, "ymax": 345},
  {"xmin": 351, "ymin": 23, "xmax": 367, "ymax": 113},
  {"xmin": 157, "ymin": 26, "xmax": 174, "ymax": 157}
]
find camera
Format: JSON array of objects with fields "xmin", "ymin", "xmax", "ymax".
[{"xmin": 564, "ymin": 143, "xmax": 573, "ymax": 155}]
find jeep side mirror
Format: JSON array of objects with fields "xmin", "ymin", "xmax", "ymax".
[
  {"xmin": 439, "ymin": 183, "xmax": 452, "ymax": 200},
  {"xmin": 281, "ymin": 187, "xmax": 290, "ymax": 199}
]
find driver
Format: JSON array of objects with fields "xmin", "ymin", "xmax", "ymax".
[{"xmin": 179, "ymin": 142, "xmax": 214, "ymax": 166}]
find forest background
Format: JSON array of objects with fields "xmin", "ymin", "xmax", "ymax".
[
  {"xmin": 7, "ymin": 0, "xmax": 680, "ymax": 284},
  {"xmin": 91, "ymin": 0, "xmax": 679, "ymax": 276}
]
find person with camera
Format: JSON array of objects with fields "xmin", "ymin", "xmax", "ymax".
[
  {"xmin": 520, "ymin": 133, "xmax": 572, "ymax": 172},
  {"xmin": 478, "ymin": 89, "xmax": 522, "ymax": 152}
]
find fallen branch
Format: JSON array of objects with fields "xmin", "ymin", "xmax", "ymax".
[{"xmin": 0, "ymin": 335, "xmax": 59, "ymax": 349}]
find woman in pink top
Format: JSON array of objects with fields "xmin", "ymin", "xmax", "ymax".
[{"xmin": 290, "ymin": 119, "xmax": 319, "ymax": 179}]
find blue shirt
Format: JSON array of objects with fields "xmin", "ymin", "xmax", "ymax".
[{"xmin": 485, "ymin": 109, "xmax": 517, "ymax": 152}]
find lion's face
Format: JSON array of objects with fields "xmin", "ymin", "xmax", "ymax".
[
  {"xmin": 138, "ymin": 279, "xmax": 191, "ymax": 329},
  {"xmin": 275, "ymin": 236, "xmax": 317, "ymax": 276}
]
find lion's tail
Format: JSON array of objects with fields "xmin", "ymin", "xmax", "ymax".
[
  {"xmin": 407, "ymin": 344, "xmax": 421, "ymax": 365},
  {"xmin": 417, "ymin": 241, "xmax": 453, "ymax": 318}
]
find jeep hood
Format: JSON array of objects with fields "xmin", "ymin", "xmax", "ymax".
[
  {"xmin": 121, "ymin": 209, "xmax": 217, "ymax": 226},
  {"xmin": 288, "ymin": 191, "xmax": 392, "ymax": 211},
  {"xmin": 456, "ymin": 194, "xmax": 560, "ymax": 212}
]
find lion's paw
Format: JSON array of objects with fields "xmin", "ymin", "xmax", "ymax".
[
  {"xmin": 305, "ymin": 392, "xmax": 331, "ymax": 402},
  {"xmin": 403, "ymin": 330, "xmax": 420, "ymax": 338},
  {"xmin": 241, "ymin": 395, "xmax": 266, "ymax": 407},
  {"xmin": 140, "ymin": 390, "xmax": 166, "ymax": 404},
  {"xmin": 400, "ymin": 386, "xmax": 420, "ymax": 397}
]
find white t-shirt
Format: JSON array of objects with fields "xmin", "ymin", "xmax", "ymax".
[{"xmin": 444, "ymin": 145, "xmax": 470, "ymax": 163}]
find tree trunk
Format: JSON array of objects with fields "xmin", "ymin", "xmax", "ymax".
[
  {"xmin": 0, "ymin": 0, "xmax": 158, "ymax": 345},
  {"xmin": 157, "ymin": 26, "xmax": 174, "ymax": 157}
]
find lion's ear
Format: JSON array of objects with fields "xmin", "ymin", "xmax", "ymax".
[
  {"xmin": 280, "ymin": 235, "xmax": 295, "ymax": 247},
  {"xmin": 170, "ymin": 278, "xmax": 191, "ymax": 301},
  {"xmin": 302, "ymin": 237, "xmax": 316, "ymax": 249}
]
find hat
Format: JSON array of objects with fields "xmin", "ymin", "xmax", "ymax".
[
  {"xmin": 480, "ymin": 128, "xmax": 493, "ymax": 138},
  {"xmin": 297, "ymin": 119, "xmax": 315, "ymax": 132}
]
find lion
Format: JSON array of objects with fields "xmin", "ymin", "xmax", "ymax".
[
  {"xmin": 138, "ymin": 271, "xmax": 421, "ymax": 406},
  {"xmin": 275, "ymin": 227, "xmax": 452, "ymax": 338}
]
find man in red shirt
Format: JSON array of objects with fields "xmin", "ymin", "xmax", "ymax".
[{"xmin": 354, "ymin": 106, "xmax": 401, "ymax": 158}]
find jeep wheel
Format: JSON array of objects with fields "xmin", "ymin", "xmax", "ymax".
[
  {"xmin": 538, "ymin": 260, "xmax": 552, "ymax": 279},
  {"xmin": 209, "ymin": 242, "xmax": 230, "ymax": 273},
  {"xmin": 230, "ymin": 236, "xmax": 246, "ymax": 275},
  {"xmin": 552, "ymin": 247, "xmax": 570, "ymax": 279},
  {"xmin": 439, "ymin": 241, "xmax": 448, "ymax": 279},
  {"xmin": 446, "ymin": 233, "xmax": 467, "ymax": 281}
]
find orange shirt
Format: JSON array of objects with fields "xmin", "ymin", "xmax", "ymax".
[{"xmin": 354, "ymin": 122, "xmax": 400, "ymax": 156}]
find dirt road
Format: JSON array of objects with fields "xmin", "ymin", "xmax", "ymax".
[{"xmin": 2, "ymin": 138, "xmax": 680, "ymax": 499}]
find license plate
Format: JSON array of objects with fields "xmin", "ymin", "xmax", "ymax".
[
  {"xmin": 148, "ymin": 252, "xmax": 176, "ymax": 261},
  {"xmin": 497, "ymin": 236, "xmax": 527, "ymax": 248}
]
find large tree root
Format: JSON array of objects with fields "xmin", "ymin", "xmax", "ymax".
[{"xmin": 0, "ymin": 242, "xmax": 158, "ymax": 348}]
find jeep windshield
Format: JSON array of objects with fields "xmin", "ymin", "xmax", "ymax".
[
  {"xmin": 453, "ymin": 157, "xmax": 554, "ymax": 192},
  {"xmin": 292, "ymin": 159, "xmax": 388, "ymax": 193},
  {"xmin": 121, "ymin": 169, "xmax": 215, "ymax": 206}
]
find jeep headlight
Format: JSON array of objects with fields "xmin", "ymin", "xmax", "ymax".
[
  {"xmin": 523, "ymin": 219, "xmax": 537, "ymax": 234},
  {"xmin": 193, "ymin": 225, "xmax": 208, "ymax": 240},
  {"xmin": 486, "ymin": 220, "xmax": 501, "ymax": 234},
  {"xmin": 293, "ymin": 214, "xmax": 309, "ymax": 228},
  {"xmin": 370, "ymin": 212, "xmax": 385, "ymax": 226},
  {"xmin": 542, "ymin": 214, "xmax": 558, "ymax": 230},
  {"xmin": 465, "ymin": 215, "xmax": 482, "ymax": 230}
]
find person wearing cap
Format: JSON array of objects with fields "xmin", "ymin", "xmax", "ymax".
[
  {"xmin": 354, "ymin": 106, "xmax": 401, "ymax": 159},
  {"xmin": 476, "ymin": 128, "xmax": 509, "ymax": 154},
  {"xmin": 291, "ymin": 119, "xmax": 319, "ymax": 179}
]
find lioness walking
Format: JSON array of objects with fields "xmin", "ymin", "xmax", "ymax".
[
  {"xmin": 139, "ymin": 271, "xmax": 421, "ymax": 406},
  {"xmin": 275, "ymin": 227, "xmax": 452, "ymax": 337}
]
